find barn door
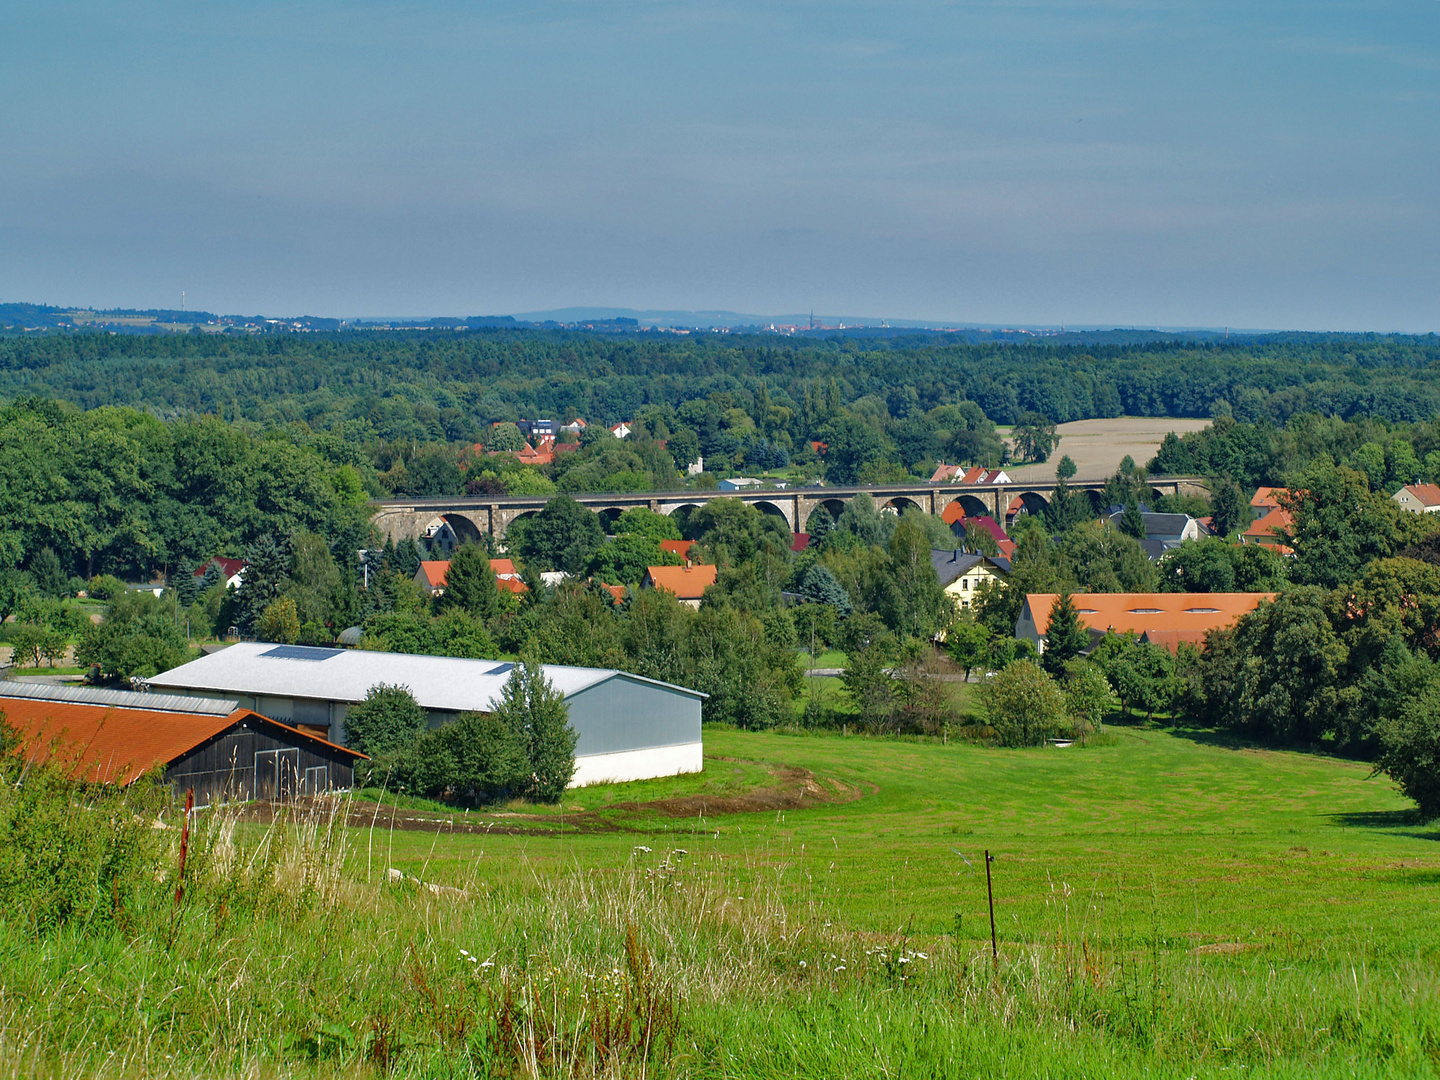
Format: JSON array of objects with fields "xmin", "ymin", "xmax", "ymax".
[
  {"xmin": 303, "ymin": 766, "xmax": 329, "ymax": 794},
  {"xmin": 254, "ymin": 749, "xmax": 301, "ymax": 801}
]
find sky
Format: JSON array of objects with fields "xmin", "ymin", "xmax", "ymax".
[{"xmin": 1, "ymin": 1, "xmax": 1437, "ymax": 330}]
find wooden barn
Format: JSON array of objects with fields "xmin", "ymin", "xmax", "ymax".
[{"xmin": 0, "ymin": 683, "xmax": 365, "ymax": 805}]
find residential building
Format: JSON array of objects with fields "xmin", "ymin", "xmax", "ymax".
[
  {"xmin": 660, "ymin": 539, "xmax": 696, "ymax": 560},
  {"xmin": 609, "ymin": 422, "xmax": 632, "ymax": 439},
  {"xmin": 718, "ymin": 477, "xmax": 763, "ymax": 491},
  {"xmin": 1241, "ymin": 507, "xmax": 1293, "ymax": 553},
  {"xmin": 415, "ymin": 560, "xmax": 449, "ymax": 596},
  {"xmin": 148, "ymin": 643, "xmax": 706, "ymax": 786},
  {"xmin": 1394, "ymin": 483, "xmax": 1440, "ymax": 514},
  {"xmin": 641, "ymin": 563, "xmax": 717, "ymax": 609},
  {"xmin": 1016, "ymin": 592, "xmax": 1273, "ymax": 653},
  {"xmin": 192, "ymin": 556, "xmax": 248, "ymax": 591},
  {"xmin": 931, "ymin": 549, "xmax": 1011, "ymax": 610},
  {"xmin": 0, "ymin": 682, "xmax": 363, "ymax": 804},
  {"xmin": 928, "ymin": 464, "xmax": 1012, "ymax": 484}
]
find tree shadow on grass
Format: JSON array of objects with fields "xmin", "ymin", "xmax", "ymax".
[{"xmin": 1327, "ymin": 809, "xmax": 1440, "ymax": 843}]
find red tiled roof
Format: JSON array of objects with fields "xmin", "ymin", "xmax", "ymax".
[
  {"xmin": 598, "ymin": 582, "xmax": 627, "ymax": 603},
  {"xmin": 490, "ymin": 558, "xmax": 518, "ymax": 578},
  {"xmin": 497, "ymin": 576, "xmax": 530, "ymax": 594},
  {"xmin": 941, "ymin": 501, "xmax": 967, "ymax": 525},
  {"xmin": 1242, "ymin": 507, "xmax": 1293, "ymax": 552},
  {"xmin": 1250, "ymin": 486, "xmax": 1288, "ymax": 511},
  {"xmin": 660, "ymin": 539, "xmax": 695, "ymax": 558},
  {"xmin": 644, "ymin": 563, "xmax": 717, "ymax": 599},
  {"xmin": 417, "ymin": 560, "xmax": 449, "ymax": 588}
]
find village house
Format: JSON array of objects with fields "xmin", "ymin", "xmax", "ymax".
[
  {"xmin": 928, "ymin": 464, "xmax": 1012, "ymax": 484},
  {"xmin": 1242, "ymin": 487, "xmax": 1294, "ymax": 552},
  {"xmin": 931, "ymin": 549, "xmax": 1011, "ymax": 610},
  {"xmin": 192, "ymin": 556, "xmax": 247, "ymax": 590},
  {"xmin": 1016, "ymin": 592, "xmax": 1274, "ymax": 654},
  {"xmin": 642, "ymin": 563, "xmax": 717, "ymax": 609},
  {"xmin": 1102, "ymin": 505, "xmax": 1202, "ymax": 559},
  {"xmin": 1393, "ymin": 483, "xmax": 1440, "ymax": 514}
]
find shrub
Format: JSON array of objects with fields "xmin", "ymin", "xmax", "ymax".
[
  {"xmin": 256, "ymin": 597, "xmax": 300, "ymax": 645},
  {"xmin": 345, "ymin": 684, "xmax": 428, "ymax": 761},
  {"xmin": 981, "ymin": 659, "xmax": 1068, "ymax": 747},
  {"xmin": 1375, "ymin": 683, "xmax": 1440, "ymax": 819}
]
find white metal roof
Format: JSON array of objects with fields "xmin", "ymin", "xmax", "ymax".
[
  {"xmin": 0, "ymin": 681, "xmax": 240, "ymax": 717},
  {"xmin": 147, "ymin": 643, "xmax": 703, "ymax": 712}
]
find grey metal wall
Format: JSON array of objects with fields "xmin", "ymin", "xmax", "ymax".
[{"xmin": 565, "ymin": 676, "xmax": 702, "ymax": 757}]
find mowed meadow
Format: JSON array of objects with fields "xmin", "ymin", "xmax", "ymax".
[{"xmin": 5, "ymin": 724, "xmax": 1440, "ymax": 1079}]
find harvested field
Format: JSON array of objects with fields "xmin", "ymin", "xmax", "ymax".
[{"xmin": 1003, "ymin": 415, "xmax": 1212, "ymax": 483}]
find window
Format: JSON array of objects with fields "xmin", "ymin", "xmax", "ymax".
[{"xmin": 303, "ymin": 766, "xmax": 329, "ymax": 793}]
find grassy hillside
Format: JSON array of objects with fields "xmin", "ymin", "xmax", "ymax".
[{"xmin": 4, "ymin": 726, "xmax": 1439, "ymax": 1078}]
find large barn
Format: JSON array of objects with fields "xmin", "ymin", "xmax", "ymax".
[
  {"xmin": 147, "ymin": 644, "xmax": 705, "ymax": 786},
  {"xmin": 0, "ymin": 682, "xmax": 364, "ymax": 804}
]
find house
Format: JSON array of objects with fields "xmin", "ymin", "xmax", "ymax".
[
  {"xmin": 415, "ymin": 560, "xmax": 450, "ymax": 596},
  {"xmin": 1241, "ymin": 507, "xmax": 1293, "ymax": 553},
  {"xmin": 941, "ymin": 504, "xmax": 1011, "ymax": 547},
  {"xmin": 660, "ymin": 539, "xmax": 696, "ymax": 560},
  {"xmin": 609, "ymin": 422, "xmax": 632, "ymax": 439},
  {"xmin": 0, "ymin": 682, "xmax": 364, "ymax": 805},
  {"xmin": 1250, "ymin": 486, "xmax": 1288, "ymax": 518},
  {"xmin": 1102, "ymin": 507, "xmax": 1201, "ymax": 559},
  {"xmin": 597, "ymin": 582, "xmax": 628, "ymax": 604},
  {"xmin": 497, "ymin": 577, "xmax": 530, "ymax": 595},
  {"xmin": 1016, "ymin": 592, "xmax": 1274, "ymax": 654},
  {"xmin": 193, "ymin": 556, "xmax": 247, "ymax": 591},
  {"xmin": 641, "ymin": 564, "xmax": 717, "ymax": 609},
  {"xmin": 148, "ymin": 643, "xmax": 706, "ymax": 786},
  {"xmin": 718, "ymin": 477, "xmax": 763, "ymax": 491},
  {"xmin": 1394, "ymin": 483, "xmax": 1440, "ymax": 514},
  {"xmin": 540, "ymin": 571, "xmax": 569, "ymax": 587},
  {"xmin": 422, "ymin": 519, "xmax": 460, "ymax": 556},
  {"xmin": 490, "ymin": 558, "xmax": 519, "ymax": 579},
  {"xmin": 561, "ymin": 418, "xmax": 587, "ymax": 435},
  {"xmin": 929, "ymin": 464, "xmax": 1012, "ymax": 485},
  {"xmin": 518, "ymin": 419, "xmax": 558, "ymax": 441},
  {"xmin": 515, "ymin": 442, "xmax": 557, "ymax": 467},
  {"xmin": 931, "ymin": 550, "xmax": 1011, "ymax": 610},
  {"xmin": 686, "ymin": 456, "xmax": 705, "ymax": 477}
]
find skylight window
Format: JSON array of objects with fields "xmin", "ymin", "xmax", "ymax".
[{"xmin": 260, "ymin": 645, "xmax": 340, "ymax": 661}]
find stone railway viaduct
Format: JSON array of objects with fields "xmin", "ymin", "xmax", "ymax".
[{"xmin": 371, "ymin": 476, "xmax": 1209, "ymax": 545}]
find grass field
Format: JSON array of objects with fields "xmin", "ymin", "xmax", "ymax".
[{"xmin": 5, "ymin": 724, "xmax": 1440, "ymax": 1078}]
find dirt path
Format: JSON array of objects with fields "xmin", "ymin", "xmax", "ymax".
[{"xmin": 245, "ymin": 759, "xmax": 867, "ymax": 837}]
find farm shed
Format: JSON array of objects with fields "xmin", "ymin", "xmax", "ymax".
[
  {"xmin": 147, "ymin": 643, "xmax": 705, "ymax": 787},
  {"xmin": 0, "ymin": 682, "xmax": 363, "ymax": 804}
]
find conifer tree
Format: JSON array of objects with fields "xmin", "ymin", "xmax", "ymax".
[{"xmin": 1042, "ymin": 592, "xmax": 1091, "ymax": 678}]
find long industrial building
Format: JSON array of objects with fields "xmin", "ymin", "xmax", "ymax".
[{"xmin": 147, "ymin": 643, "xmax": 705, "ymax": 787}]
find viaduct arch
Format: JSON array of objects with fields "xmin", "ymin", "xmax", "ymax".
[{"xmin": 372, "ymin": 476, "xmax": 1208, "ymax": 545}]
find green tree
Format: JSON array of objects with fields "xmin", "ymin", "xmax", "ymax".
[
  {"xmin": 1056, "ymin": 454, "xmax": 1077, "ymax": 481},
  {"xmin": 943, "ymin": 615, "xmax": 992, "ymax": 681},
  {"xmin": 821, "ymin": 414, "xmax": 886, "ymax": 484},
  {"xmin": 981, "ymin": 658, "xmax": 1067, "ymax": 747},
  {"xmin": 1375, "ymin": 678, "xmax": 1440, "ymax": 818},
  {"xmin": 1012, "ymin": 413, "xmax": 1059, "ymax": 463},
  {"xmin": 441, "ymin": 542, "xmax": 499, "ymax": 618},
  {"xmin": 344, "ymin": 683, "xmax": 428, "ymax": 759},
  {"xmin": 614, "ymin": 506, "xmax": 683, "ymax": 542},
  {"xmin": 514, "ymin": 496, "xmax": 605, "ymax": 574},
  {"xmin": 1041, "ymin": 593, "xmax": 1090, "ymax": 677},
  {"xmin": 486, "ymin": 422, "xmax": 525, "ymax": 452},
  {"xmin": 257, "ymin": 597, "xmax": 301, "ymax": 645},
  {"xmin": 797, "ymin": 564, "xmax": 853, "ymax": 615},
  {"xmin": 1118, "ymin": 500, "xmax": 1147, "ymax": 540},
  {"xmin": 1210, "ymin": 479, "xmax": 1250, "ymax": 537},
  {"xmin": 881, "ymin": 518, "xmax": 951, "ymax": 639},
  {"xmin": 490, "ymin": 659, "xmax": 577, "ymax": 802},
  {"xmin": 284, "ymin": 531, "xmax": 341, "ymax": 627},
  {"xmin": 76, "ymin": 591, "xmax": 191, "ymax": 682},
  {"xmin": 1064, "ymin": 662, "xmax": 1119, "ymax": 738},
  {"xmin": 839, "ymin": 614, "xmax": 899, "ymax": 731}
]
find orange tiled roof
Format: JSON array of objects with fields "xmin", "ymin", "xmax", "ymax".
[
  {"xmin": 0, "ymin": 700, "xmax": 361, "ymax": 788},
  {"xmin": 1250, "ymin": 486, "xmax": 1288, "ymax": 511},
  {"xmin": 490, "ymin": 558, "xmax": 518, "ymax": 578},
  {"xmin": 497, "ymin": 576, "xmax": 530, "ymax": 594},
  {"xmin": 941, "ymin": 500, "xmax": 967, "ymax": 525},
  {"xmin": 644, "ymin": 563, "xmax": 717, "ymax": 599},
  {"xmin": 1024, "ymin": 592, "xmax": 1273, "ymax": 641},
  {"xmin": 417, "ymin": 560, "xmax": 449, "ymax": 588},
  {"xmin": 1242, "ymin": 507, "xmax": 1293, "ymax": 552},
  {"xmin": 660, "ymin": 539, "xmax": 695, "ymax": 558}
]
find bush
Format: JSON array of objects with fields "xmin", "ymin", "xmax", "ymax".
[
  {"xmin": 980, "ymin": 659, "xmax": 1068, "ymax": 747},
  {"xmin": 76, "ymin": 592, "xmax": 192, "ymax": 683},
  {"xmin": 256, "ymin": 597, "xmax": 301, "ymax": 645},
  {"xmin": 0, "ymin": 721, "xmax": 170, "ymax": 934},
  {"xmin": 390, "ymin": 711, "xmax": 529, "ymax": 801},
  {"xmin": 1375, "ymin": 683, "xmax": 1440, "ymax": 818},
  {"xmin": 345, "ymin": 684, "xmax": 428, "ymax": 761}
]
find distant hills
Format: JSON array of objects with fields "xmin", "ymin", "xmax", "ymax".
[{"xmin": 0, "ymin": 298, "xmax": 1290, "ymax": 342}]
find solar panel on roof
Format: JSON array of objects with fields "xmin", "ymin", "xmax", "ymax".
[
  {"xmin": 487, "ymin": 662, "xmax": 516, "ymax": 676},
  {"xmin": 259, "ymin": 645, "xmax": 341, "ymax": 661}
]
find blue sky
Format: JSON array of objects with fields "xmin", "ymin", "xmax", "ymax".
[{"xmin": 2, "ymin": 1, "xmax": 1436, "ymax": 329}]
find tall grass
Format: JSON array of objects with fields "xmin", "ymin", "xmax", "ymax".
[{"xmin": 1, "ymin": 776, "xmax": 1437, "ymax": 1078}]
